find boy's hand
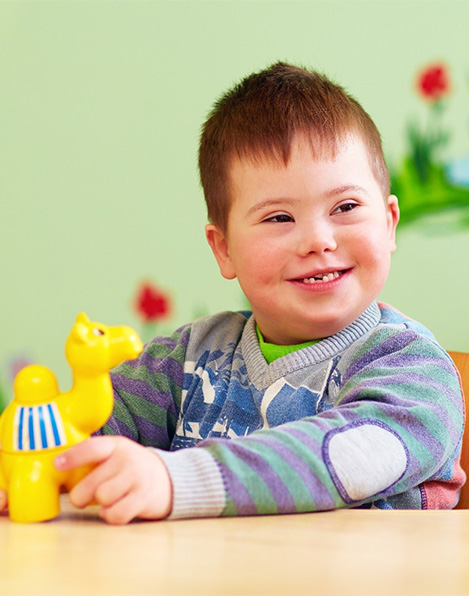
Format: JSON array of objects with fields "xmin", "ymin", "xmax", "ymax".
[{"xmin": 55, "ymin": 436, "xmax": 173, "ymax": 525}]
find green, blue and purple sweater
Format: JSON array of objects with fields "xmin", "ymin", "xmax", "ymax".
[{"xmin": 102, "ymin": 301, "xmax": 466, "ymax": 518}]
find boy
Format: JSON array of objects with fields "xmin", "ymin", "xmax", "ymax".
[{"xmin": 2, "ymin": 63, "xmax": 465, "ymax": 524}]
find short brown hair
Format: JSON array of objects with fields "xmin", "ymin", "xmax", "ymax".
[{"xmin": 198, "ymin": 62, "xmax": 390, "ymax": 233}]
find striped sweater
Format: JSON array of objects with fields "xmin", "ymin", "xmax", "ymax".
[{"xmin": 102, "ymin": 302, "xmax": 466, "ymax": 518}]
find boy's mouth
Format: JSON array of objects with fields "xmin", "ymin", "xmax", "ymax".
[{"xmin": 298, "ymin": 269, "xmax": 348, "ymax": 284}]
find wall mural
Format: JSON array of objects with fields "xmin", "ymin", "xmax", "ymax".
[
  {"xmin": 133, "ymin": 280, "xmax": 172, "ymax": 343},
  {"xmin": 391, "ymin": 62, "xmax": 469, "ymax": 227}
]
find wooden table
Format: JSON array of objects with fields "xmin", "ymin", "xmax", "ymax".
[{"xmin": 1, "ymin": 498, "xmax": 469, "ymax": 596}]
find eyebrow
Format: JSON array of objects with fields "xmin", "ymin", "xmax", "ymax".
[
  {"xmin": 325, "ymin": 184, "xmax": 370, "ymax": 198},
  {"xmin": 246, "ymin": 198, "xmax": 299, "ymax": 218}
]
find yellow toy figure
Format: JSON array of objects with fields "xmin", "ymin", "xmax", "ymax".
[{"xmin": 0, "ymin": 313, "xmax": 143, "ymax": 523}]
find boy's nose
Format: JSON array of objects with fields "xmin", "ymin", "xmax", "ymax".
[{"xmin": 297, "ymin": 222, "xmax": 338, "ymax": 255}]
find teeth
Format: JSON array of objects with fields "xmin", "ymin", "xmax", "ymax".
[{"xmin": 303, "ymin": 271, "xmax": 341, "ymax": 284}]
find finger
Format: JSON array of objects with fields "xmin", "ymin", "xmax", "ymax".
[
  {"xmin": 69, "ymin": 455, "xmax": 122, "ymax": 509},
  {"xmin": 99, "ymin": 492, "xmax": 147, "ymax": 525},
  {"xmin": 98, "ymin": 469, "xmax": 172, "ymax": 525},
  {"xmin": 95, "ymin": 473, "xmax": 133, "ymax": 508},
  {"xmin": 54, "ymin": 437, "xmax": 116, "ymax": 472}
]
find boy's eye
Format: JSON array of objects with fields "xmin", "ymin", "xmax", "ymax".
[
  {"xmin": 264, "ymin": 214, "xmax": 294, "ymax": 223},
  {"xmin": 333, "ymin": 202, "xmax": 358, "ymax": 214}
]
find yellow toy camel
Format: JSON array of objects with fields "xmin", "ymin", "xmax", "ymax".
[{"xmin": 0, "ymin": 313, "xmax": 143, "ymax": 523}]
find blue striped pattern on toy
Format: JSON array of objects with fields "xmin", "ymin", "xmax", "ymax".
[{"xmin": 14, "ymin": 403, "xmax": 67, "ymax": 451}]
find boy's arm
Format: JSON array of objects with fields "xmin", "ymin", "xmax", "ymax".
[
  {"xmin": 157, "ymin": 333, "xmax": 465, "ymax": 517},
  {"xmin": 95, "ymin": 324, "xmax": 191, "ymax": 448}
]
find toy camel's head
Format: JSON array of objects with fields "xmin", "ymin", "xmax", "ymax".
[{"xmin": 65, "ymin": 313, "xmax": 143, "ymax": 377}]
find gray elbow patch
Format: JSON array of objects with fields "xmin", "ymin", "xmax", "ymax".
[{"xmin": 323, "ymin": 420, "xmax": 409, "ymax": 503}]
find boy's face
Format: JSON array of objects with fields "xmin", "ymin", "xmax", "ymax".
[{"xmin": 206, "ymin": 135, "xmax": 399, "ymax": 345}]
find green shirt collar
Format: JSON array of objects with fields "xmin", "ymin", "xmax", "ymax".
[{"xmin": 256, "ymin": 325, "xmax": 319, "ymax": 364}]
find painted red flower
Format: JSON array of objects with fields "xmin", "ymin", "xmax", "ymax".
[
  {"xmin": 135, "ymin": 282, "xmax": 171, "ymax": 323},
  {"xmin": 417, "ymin": 63, "xmax": 450, "ymax": 102}
]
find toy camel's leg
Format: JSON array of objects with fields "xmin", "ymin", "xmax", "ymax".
[{"xmin": 8, "ymin": 457, "xmax": 61, "ymax": 523}]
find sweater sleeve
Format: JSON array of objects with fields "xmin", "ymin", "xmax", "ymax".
[
  {"xmin": 157, "ymin": 329, "xmax": 465, "ymax": 517},
  {"xmin": 96, "ymin": 324, "xmax": 191, "ymax": 450}
]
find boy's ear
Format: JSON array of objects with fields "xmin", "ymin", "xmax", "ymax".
[
  {"xmin": 205, "ymin": 224, "xmax": 237, "ymax": 280},
  {"xmin": 387, "ymin": 195, "xmax": 400, "ymax": 253}
]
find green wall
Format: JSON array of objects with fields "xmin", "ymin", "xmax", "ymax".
[{"xmin": 1, "ymin": 0, "xmax": 468, "ymax": 392}]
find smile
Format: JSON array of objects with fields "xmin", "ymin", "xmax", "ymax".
[{"xmin": 301, "ymin": 270, "xmax": 346, "ymax": 284}]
